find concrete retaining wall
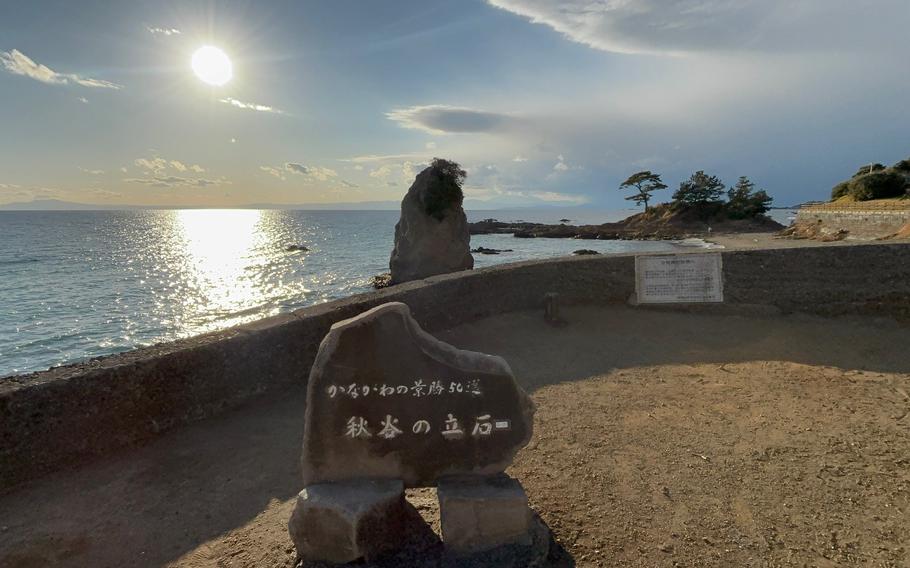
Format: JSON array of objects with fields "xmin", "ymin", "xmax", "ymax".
[
  {"xmin": 3, "ymin": 243, "xmax": 910, "ymax": 491},
  {"xmin": 796, "ymin": 206, "xmax": 910, "ymax": 239}
]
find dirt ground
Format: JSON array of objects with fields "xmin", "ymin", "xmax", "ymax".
[
  {"xmin": 1, "ymin": 305, "xmax": 909, "ymax": 568},
  {"xmin": 705, "ymin": 232, "xmax": 900, "ymax": 250}
]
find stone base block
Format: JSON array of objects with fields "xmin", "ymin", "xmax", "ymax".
[
  {"xmin": 437, "ymin": 474, "xmax": 532, "ymax": 555},
  {"xmin": 288, "ymin": 479, "xmax": 406, "ymax": 564}
]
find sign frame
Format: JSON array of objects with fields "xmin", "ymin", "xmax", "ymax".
[{"xmin": 634, "ymin": 252, "xmax": 724, "ymax": 304}]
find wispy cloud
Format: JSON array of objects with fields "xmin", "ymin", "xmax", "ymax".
[
  {"xmin": 368, "ymin": 165, "xmax": 392, "ymax": 179},
  {"xmin": 220, "ymin": 97, "xmax": 284, "ymax": 114},
  {"xmin": 0, "ymin": 49, "xmax": 122, "ymax": 89},
  {"xmin": 386, "ymin": 105, "xmax": 512, "ymax": 134},
  {"xmin": 261, "ymin": 163, "xmax": 347, "ymax": 184},
  {"xmin": 134, "ymin": 156, "xmax": 204, "ymax": 174},
  {"xmin": 340, "ymin": 153, "xmax": 431, "ymax": 164},
  {"xmin": 78, "ymin": 167, "xmax": 105, "ymax": 175},
  {"xmin": 486, "ymin": 0, "xmax": 905, "ymax": 56},
  {"xmin": 285, "ymin": 163, "xmax": 338, "ymax": 181},
  {"xmin": 77, "ymin": 96, "xmax": 89, "ymax": 104},
  {"xmin": 285, "ymin": 163, "xmax": 309, "ymax": 175},
  {"xmin": 146, "ymin": 26, "xmax": 181, "ymax": 36},
  {"xmin": 260, "ymin": 166, "xmax": 286, "ymax": 180},
  {"xmin": 124, "ymin": 176, "xmax": 228, "ymax": 188}
]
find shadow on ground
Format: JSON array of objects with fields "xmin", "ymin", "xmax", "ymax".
[
  {"xmin": 1, "ymin": 304, "xmax": 907, "ymax": 567},
  {"xmin": 437, "ymin": 305, "xmax": 910, "ymax": 392}
]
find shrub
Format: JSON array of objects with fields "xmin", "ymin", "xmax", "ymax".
[
  {"xmin": 831, "ymin": 181, "xmax": 850, "ymax": 200},
  {"xmin": 423, "ymin": 158, "xmax": 466, "ymax": 220},
  {"xmin": 893, "ymin": 158, "xmax": 910, "ymax": 173},
  {"xmin": 846, "ymin": 171, "xmax": 906, "ymax": 201},
  {"xmin": 852, "ymin": 163, "xmax": 885, "ymax": 178}
]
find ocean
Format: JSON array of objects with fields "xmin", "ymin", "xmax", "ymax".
[{"xmin": 0, "ymin": 208, "xmax": 794, "ymax": 377}]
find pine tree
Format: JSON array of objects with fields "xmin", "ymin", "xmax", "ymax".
[
  {"xmin": 673, "ymin": 171, "xmax": 725, "ymax": 205},
  {"xmin": 726, "ymin": 176, "xmax": 773, "ymax": 219},
  {"xmin": 618, "ymin": 171, "xmax": 668, "ymax": 212}
]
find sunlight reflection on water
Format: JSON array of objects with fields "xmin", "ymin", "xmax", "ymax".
[{"xmin": 0, "ymin": 209, "xmax": 681, "ymax": 376}]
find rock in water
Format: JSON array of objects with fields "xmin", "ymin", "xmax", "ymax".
[
  {"xmin": 301, "ymin": 302, "xmax": 535, "ymax": 487},
  {"xmin": 389, "ymin": 164, "xmax": 474, "ymax": 284}
]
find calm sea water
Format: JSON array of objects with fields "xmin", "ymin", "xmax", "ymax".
[{"xmin": 0, "ymin": 208, "xmax": 792, "ymax": 377}]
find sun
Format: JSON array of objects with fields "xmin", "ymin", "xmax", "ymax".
[{"xmin": 191, "ymin": 46, "xmax": 232, "ymax": 86}]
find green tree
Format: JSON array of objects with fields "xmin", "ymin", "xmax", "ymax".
[
  {"xmin": 673, "ymin": 170, "xmax": 725, "ymax": 206},
  {"xmin": 726, "ymin": 176, "xmax": 773, "ymax": 219},
  {"xmin": 618, "ymin": 171, "xmax": 668, "ymax": 212},
  {"xmin": 852, "ymin": 163, "xmax": 885, "ymax": 178}
]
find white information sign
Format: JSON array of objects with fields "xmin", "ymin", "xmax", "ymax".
[{"xmin": 635, "ymin": 253, "xmax": 723, "ymax": 304}]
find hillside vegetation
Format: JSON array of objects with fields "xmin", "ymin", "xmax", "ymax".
[{"xmin": 831, "ymin": 157, "xmax": 910, "ymax": 201}]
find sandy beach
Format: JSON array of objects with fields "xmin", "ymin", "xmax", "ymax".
[{"xmin": 2, "ymin": 304, "xmax": 908, "ymax": 567}]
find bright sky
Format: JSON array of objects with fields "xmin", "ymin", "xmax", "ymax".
[{"xmin": 1, "ymin": 0, "xmax": 908, "ymax": 208}]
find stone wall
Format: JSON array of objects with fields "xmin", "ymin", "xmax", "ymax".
[
  {"xmin": 3, "ymin": 243, "xmax": 910, "ymax": 491},
  {"xmin": 796, "ymin": 204, "xmax": 910, "ymax": 240}
]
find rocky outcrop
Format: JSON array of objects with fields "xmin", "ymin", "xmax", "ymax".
[
  {"xmin": 470, "ymin": 208, "xmax": 785, "ymax": 241},
  {"xmin": 389, "ymin": 166, "xmax": 473, "ymax": 284},
  {"xmin": 471, "ymin": 247, "xmax": 513, "ymax": 255}
]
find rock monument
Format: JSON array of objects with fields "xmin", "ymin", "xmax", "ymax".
[
  {"xmin": 389, "ymin": 159, "xmax": 474, "ymax": 284},
  {"xmin": 290, "ymin": 302, "xmax": 536, "ymax": 563}
]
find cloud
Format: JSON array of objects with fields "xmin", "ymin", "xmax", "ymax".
[
  {"xmin": 78, "ymin": 167, "xmax": 105, "ymax": 175},
  {"xmin": 402, "ymin": 161, "xmax": 428, "ymax": 179},
  {"xmin": 262, "ymin": 163, "xmax": 341, "ymax": 183},
  {"xmin": 527, "ymin": 190, "xmax": 587, "ymax": 204},
  {"xmin": 369, "ymin": 165, "xmax": 393, "ymax": 179},
  {"xmin": 220, "ymin": 97, "xmax": 284, "ymax": 114},
  {"xmin": 0, "ymin": 49, "xmax": 122, "ymax": 89},
  {"xmin": 260, "ymin": 166, "xmax": 286, "ymax": 180},
  {"xmin": 146, "ymin": 26, "xmax": 181, "ymax": 36},
  {"xmin": 512, "ymin": 155, "xmax": 529, "ymax": 162},
  {"xmin": 134, "ymin": 157, "xmax": 168, "ymax": 172},
  {"xmin": 124, "ymin": 176, "xmax": 228, "ymax": 188},
  {"xmin": 486, "ymin": 0, "xmax": 905, "ymax": 56},
  {"xmin": 134, "ymin": 156, "xmax": 204, "ymax": 175},
  {"xmin": 78, "ymin": 96, "xmax": 88, "ymax": 104},
  {"xmin": 425, "ymin": 141, "xmax": 437, "ymax": 149},
  {"xmin": 464, "ymin": 184, "xmax": 587, "ymax": 205},
  {"xmin": 386, "ymin": 105, "xmax": 512, "ymax": 134},
  {"xmin": 340, "ymin": 153, "xmax": 430, "ymax": 164},
  {"xmin": 285, "ymin": 163, "xmax": 309, "ymax": 175},
  {"xmin": 340, "ymin": 180, "xmax": 359, "ymax": 189},
  {"xmin": 286, "ymin": 163, "xmax": 339, "ymax": 180}
]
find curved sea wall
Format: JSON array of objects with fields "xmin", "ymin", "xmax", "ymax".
[{"xmin": 3, "ymin": 243, "xmax": 910, "ymax": 491}]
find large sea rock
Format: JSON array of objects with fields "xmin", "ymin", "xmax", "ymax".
[{"xmin": 389, "ymin": 166, "xmax": 474, "ymax": 284}]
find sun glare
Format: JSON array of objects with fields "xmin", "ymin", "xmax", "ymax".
[{"xmin": 191, "ymin": 46, "xmax": 232, "ymax": 86}]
